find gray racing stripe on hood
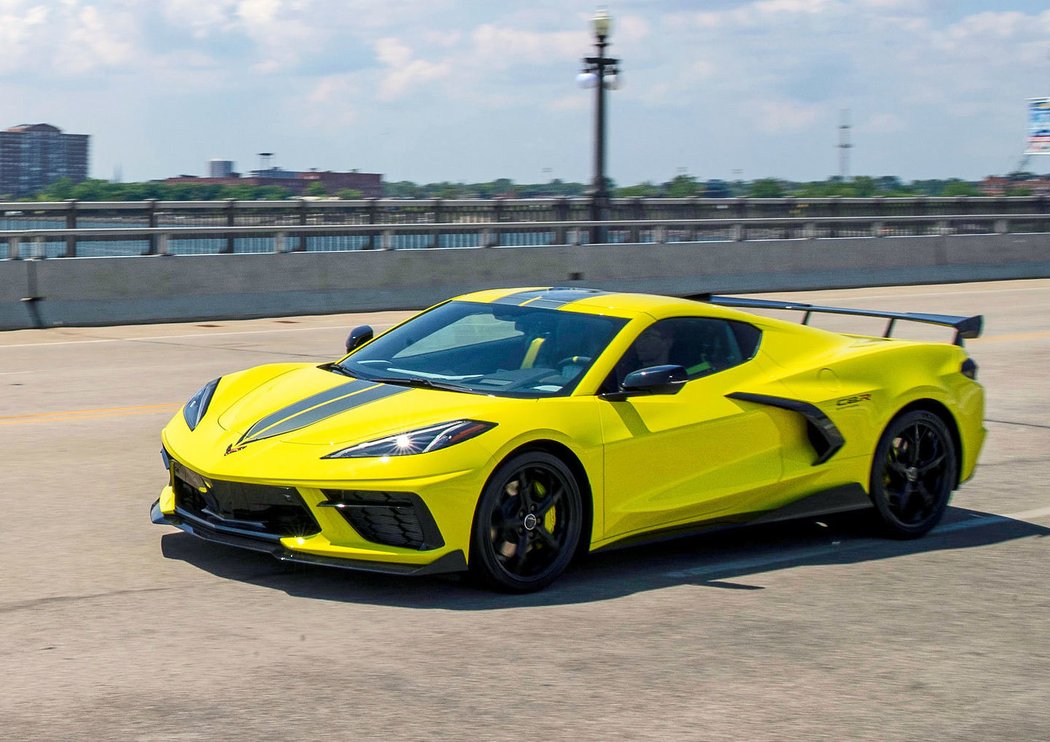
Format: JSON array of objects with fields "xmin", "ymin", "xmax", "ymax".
[{"xmin": 237, "ymin": 379, "xmax": 406, "ymax": 447}]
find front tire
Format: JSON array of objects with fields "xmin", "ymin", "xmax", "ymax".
[
  {"xmin": 469, "ymin": 451, "xmax": 583, "ymax": 592},
  {"xmin": 869, "ymin": 410, "xmax": 957, "ymax": 538}
]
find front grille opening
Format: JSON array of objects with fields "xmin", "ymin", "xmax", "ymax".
[
  {"xmin": 172, "ymin": 463, "xmax": 321, "ymax": 539},
  {"xmin": 320, "ymin": 490, "xmax": 444, "ymax": 551}
]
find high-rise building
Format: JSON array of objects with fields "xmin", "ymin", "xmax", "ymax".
[{"xmin": 0, "ymin": 123, "xmax": 90, "ymax": 197}]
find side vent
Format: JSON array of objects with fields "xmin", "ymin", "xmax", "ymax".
[{"xmin": 727, "ymin": 392, "xmax": 845, "ymax": 465}]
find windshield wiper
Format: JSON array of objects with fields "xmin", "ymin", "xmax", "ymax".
[
  {"xmin": 363, "ymin": 375, "xmax": 477, "ymax": 394},
  {"xmin": 329, "ymin": 363, "xmax": 477, "ymax": 393},
  {"xmin": 324, "ymin": 363, "xmax": 357, "ymax": 378}
]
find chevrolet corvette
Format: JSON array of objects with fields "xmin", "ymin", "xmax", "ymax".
[{"xmin": 152, "ymin": 287, "xmax": 985, "ymax": 592}]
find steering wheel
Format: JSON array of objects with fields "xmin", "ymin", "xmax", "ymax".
[{"xmin": 556, "ymin": 355, "xmax": 592, "ymax": 369}]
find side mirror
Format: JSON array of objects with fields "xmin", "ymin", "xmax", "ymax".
[
  {"xmin": 605, "ymin": 364, "xmax": 687, "ymax": 400},
  {"xmin": 345, "ymin": 325, "xmax": 374, "ymax": 353}
]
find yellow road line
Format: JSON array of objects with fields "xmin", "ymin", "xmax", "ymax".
[
  {"xmin": 970, "ymin": 330, "xmax": 1050, "ymax": 344},
  {"xmin": 0, "ymin": 403, "xmax": 179, "ymax": 425}
]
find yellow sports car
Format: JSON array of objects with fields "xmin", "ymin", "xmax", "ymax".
[{"xmin": 152, "ymin": 287, "xmax": 985, "ymax": 592}]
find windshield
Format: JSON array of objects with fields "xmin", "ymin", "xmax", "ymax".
[{"xmin": 338, "ymin": 301, "xmax": 628, "ymax": 397}]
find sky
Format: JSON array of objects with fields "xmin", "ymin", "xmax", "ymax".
[{"xmin": 2, "ymin": 0, "xmax": 1049, "ymax": 186}]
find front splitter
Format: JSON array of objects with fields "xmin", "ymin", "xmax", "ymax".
[{"xmin": 150, "ymin": 500, "xmax": 467, "ymax": 576}]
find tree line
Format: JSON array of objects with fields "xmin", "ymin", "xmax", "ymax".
[
  {"xmin": 8, "ymin": 172, "xmax": 1035, "ymax": 203},
  {"xmin": 376, "ymin": 174, "xmax": 995, "ymax": 199},
  {"xmin": 9, "ymin": 178, "xmax": 365, "ymax": 203}
]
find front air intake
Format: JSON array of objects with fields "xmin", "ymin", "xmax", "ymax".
[
  {"xmin": 172, "ymin": 462, "xmax": 320, "ymax": 539},
  {"xmin": 319, "ymin": 490, "xmax": 444, "ymax": 550}
]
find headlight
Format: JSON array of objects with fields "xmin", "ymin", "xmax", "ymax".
[
  {"xmin": 183, "ymin": 378, "xmax": 220, "ymax": 431},
  {"xmin": 323, "ymin": 419, "xmax": 496, "ymax": 459}
]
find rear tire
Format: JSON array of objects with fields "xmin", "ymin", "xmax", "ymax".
[
  {"xmin": 469, "ymin": 451, "xmax": 583, "ymax": 593},
  {"xmin": 869, "ymin": 410, "xmax": 957, "ymax": 538}
]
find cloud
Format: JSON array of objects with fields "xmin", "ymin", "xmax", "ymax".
[
  {"xmin": 747, "ymin": 97, "xmax": 825, "ymax": 133},
  {"xmin": 856, "ymin": 0, "xmax": 921, "ymax": 8},
  {"xmin": 374, "ymin": 37, "xmax": 452, "ymax": 102},
  {"xmin": 0, "ymin": 2, "xmax": 49, "ymax": 74},
  {"xmin": 301, "ymin": 74, "xmax": 362, "ymax": 128},
  {"xmin": 1, "ymin": 1, "xmax": 140, "ymax": 77},
  {"xmin": 236, "ymin": 0, "xmax": 280, "ymax": 25},
  {"xmin": 469, "ymin": 24, "xmax": 583, "ymax": 69},
  {"xmin": 58, "ymin": 4, "xmax": 138, "ymax": 73},
  {"xmin": 753, "ymin": 0, "xmax": 838, "ymax": 14},
  {"xmin": 161, "ymin": 0, "xmax": 238, "ymax": 37}
]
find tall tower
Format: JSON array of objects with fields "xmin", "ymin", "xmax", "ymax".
[{"xmin": 838, "ymin": 109, "xmax": 853, "ymax": 181}]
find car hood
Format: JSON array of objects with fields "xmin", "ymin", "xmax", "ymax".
[{"xmin": 215, "ymin": 364, "xmax": 514, "ymax": 448}]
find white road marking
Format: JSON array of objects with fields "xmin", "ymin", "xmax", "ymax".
[
  {"xmin": 663, "ymin": 505, "xmax": 1050, "ymax": 580},
  {"xmin": 0, "ymin": 338, "xmax": 117, "ymax": 349},
  {"xmin": 131, "ymin": 322, "xmax": 403, "ymax": 342},
  {"xmin": 771, "ymin": 285, "xmax": 1050, "ymax": 301},
  {"xmin": 0, "ymin": 324, "xmax": 359, "ymax": 349}
]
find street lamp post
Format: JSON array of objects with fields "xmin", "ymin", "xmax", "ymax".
[{"xmin": 578, "ymin": 8, "xmax": 619, "ymax": 243}]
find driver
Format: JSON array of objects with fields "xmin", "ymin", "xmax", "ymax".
[
  {"xmin": 608, "ymin": 321, "xmax": 713, "ymax": 391},
  {"xmin": 632, "ymin": 324, "xmax": 674, "ymax": 367}
]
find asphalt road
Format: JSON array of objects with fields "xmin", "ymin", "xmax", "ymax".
[{"xmin": 2, "ymin": 280, "xmax": 1048, "ymax": 741}]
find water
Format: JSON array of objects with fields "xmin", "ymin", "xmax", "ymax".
[
  {"xmin": 1, "ymin": 213, "xmax": 946, "ymax": 259},
  {"xmin": 0, "ymin": 215, "xmax": 653, "ymax": 258}
]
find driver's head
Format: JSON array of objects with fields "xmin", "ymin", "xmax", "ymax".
[{"xmin": 634, "ymin": 324, "xmax": 673, "ymax": 366}]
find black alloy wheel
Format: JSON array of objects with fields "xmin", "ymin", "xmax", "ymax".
[
  {"xmin": 469, "ymin": 451, "xmax": 583, "ymax": 592},
  {"xmin": 869, "ymin": 410, "xmax": 957, "ymax": 538}
]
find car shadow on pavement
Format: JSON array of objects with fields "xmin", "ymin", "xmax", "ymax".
[{"xmin": 159, "ymin": 505, "xmax": 1048, "ymax": 610}]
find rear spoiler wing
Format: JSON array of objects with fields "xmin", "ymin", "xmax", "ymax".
[{"xmin": 689, "ymin": 295, "xmax": 983, "ymax": 347}]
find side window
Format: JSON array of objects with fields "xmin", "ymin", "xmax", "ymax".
[
  {"xmin": 607, "ymin": 317, "xmax": 762, "ymax": 388},
  {"xmin": 728, "ymin": 320, "xmax": 761, "ymax": 362}
]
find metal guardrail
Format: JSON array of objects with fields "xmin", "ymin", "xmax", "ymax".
[
  {"xmin": 2, "ymin": 194, "xmax": 1048, "ymax": 256},
  {"xmin": 2, "ymin": 193, "xmax": 1048, "ymax": 237},
  {"xmin": 3, "ymin": 195, "xmax": 1049, "ymax": 221},
  {"xmin": 2, "ymin": 212, "xmax": 1047, "ymax": 259}
]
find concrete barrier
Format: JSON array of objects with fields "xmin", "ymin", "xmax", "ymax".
[
  {"xmin": 0, "ymin": 259, "xmax": 31, "ymax": 329},
  {"xmin": 2, "ymin": 233, "xmax": 1048, "ymax": 330}
]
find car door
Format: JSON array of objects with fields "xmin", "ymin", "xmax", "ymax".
[{"xmin": 599, "ymin": 317, "xmax": 786, "ymax": 541}]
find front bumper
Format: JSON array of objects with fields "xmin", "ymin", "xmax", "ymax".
[
  {"xmin": 151, "ymin": 499, "xmax": 467, "ymax": 576},
  {"xmin": 152, "ymin": 439, "xmax": 484, "ymax": 576}
]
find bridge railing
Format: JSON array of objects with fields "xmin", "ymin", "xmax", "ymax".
[
  {"xmin": 2, "ymin": 213, "xmax": 1048, "ymax": 260},
  {"xmin": 3, "ymin": 194, "xmax": 1048, "ymax": 227}
]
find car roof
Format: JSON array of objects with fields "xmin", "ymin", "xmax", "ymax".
[{"xmin": 454, "ymin": 286, "xmax": 751, "ymax": 321}]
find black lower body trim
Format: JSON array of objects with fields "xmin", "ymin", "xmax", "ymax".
[
  {"xmin": 150, "ymin": 500, "xmax": 467, "ymax": 576},
  {"xmin": 747, "ymin": 483, "xmax": 871, "ymax": 525},
  {"xmin": 593, "ymin": 484, "xmax": 872, "ymax": 553}
]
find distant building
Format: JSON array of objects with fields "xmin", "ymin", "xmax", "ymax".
[
  {"xmin": 165, "ymin": 160, "xmax": 383, "ymax": 198},
  {"xmin": 250, "ymin": 166, "xmax": 299, "ymax": 180},
  {"xmin": 298, "ymin": 169, "xmax": 383, "ymax": 197},
  {"xmin": 0, "ymin": 123, "xmax": 89, "ymax": 197},
  {"xmin": 209, "ymin": 159, "xmax": 235, "ymax": 178},
  {"xmin": 981, "ymin": 175, "xmax": 1050, "ymax": 196}
]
